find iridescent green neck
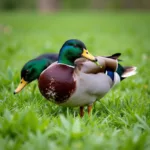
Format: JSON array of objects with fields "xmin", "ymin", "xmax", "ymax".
[
  {"xmin": 58, "ymin": 46, "xmax": 81, "ymax": 67},
  {"xmin": 58, "ymin": 55, "xmax": 74, "ymax": 66}
]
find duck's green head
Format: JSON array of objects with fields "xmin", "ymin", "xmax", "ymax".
[
  {"xmin": 14, "ymin": 58, "xmax": 51, "ymax": 94},
  {"xmin": 58, "ymin": 39, "xmax": 97, "ymax": 66}
]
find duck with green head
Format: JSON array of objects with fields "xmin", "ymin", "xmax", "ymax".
[
  {"xmin": 37, "ymin": 39, "xmax": 136, "ymax": 117},
  {"xmin": 14, "ymin": 54, "xmax": 58, "ymax": 94}
]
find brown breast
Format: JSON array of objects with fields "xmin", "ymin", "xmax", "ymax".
[{"xmin": 38, "ymin": 64, "xmax": 76, "ymax": 103}]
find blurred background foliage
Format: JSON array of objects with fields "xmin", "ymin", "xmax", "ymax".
[{"xmin": 0, "ymin": 0, "xmax": 150, "ymax": 11}]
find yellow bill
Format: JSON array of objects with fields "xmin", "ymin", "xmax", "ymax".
[
  {"xmin": 82, "ymin": 49, "xmax": 96, "ymax": 61},
  {"xmin": 82, "ymin": 49, "xmax": 102, "ymax": 68},
  {"xmin": 14, "ymin": 78, "xmax": 28, "ymax": 94}
]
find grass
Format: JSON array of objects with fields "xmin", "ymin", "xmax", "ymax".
[{"xmin": 0, "ymin": 11, "xmax": 150, "ymax": 150}]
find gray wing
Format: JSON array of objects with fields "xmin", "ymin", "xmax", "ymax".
[{"xmin": 75, "ymin": 56, "xmax": 118, "ymax": 74}]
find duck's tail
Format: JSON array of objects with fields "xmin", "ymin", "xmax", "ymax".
[
  {"xmin": 106, "ymin": 64, "xmax": 137, "ymax": 86},
  {"xmin": 116, "ymin": 64, "xmax": 137, "ymax": 80}
]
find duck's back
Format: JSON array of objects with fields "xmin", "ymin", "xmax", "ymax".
[{"xmin": 36, "ymin": 53, "xmax": 58, "ymax": 62}]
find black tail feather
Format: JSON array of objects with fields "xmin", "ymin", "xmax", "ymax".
[{"xmin": 105, "ymin": 53, "xmax": 122, "ymax": 61}]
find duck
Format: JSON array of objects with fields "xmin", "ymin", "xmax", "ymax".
[
  {"xmin": 14, "ymin": 53, "xmax": 58, "ymax": 94},
  {"xmin": 37, "ymin": 39, "xmax": 137, "ymax": 117}
]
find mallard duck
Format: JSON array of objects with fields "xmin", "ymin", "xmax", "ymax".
[
  {"xmin": 38, "ymin": 39, "xmax": 136, "ymax": 117},
  {"xmin": 14, "ymin": 53, "xmax": 58, "ymax": 94}
]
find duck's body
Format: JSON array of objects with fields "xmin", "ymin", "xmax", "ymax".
[
  {"xmin": 64, "ymin": 73, "xmax": 111, "ymax": 107},
  {"xmin": 38, "ymin": 54, "xmax": 136, "ymax": 109}
]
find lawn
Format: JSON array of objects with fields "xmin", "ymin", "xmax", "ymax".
[{"xmin": 0, "ymin": 11, "xmax": 150, "ymax": 150}]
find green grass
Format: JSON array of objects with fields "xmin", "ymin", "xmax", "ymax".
[{"xmin": 0, "ymin": 11, "xmax": 150, "ymax": 150}]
